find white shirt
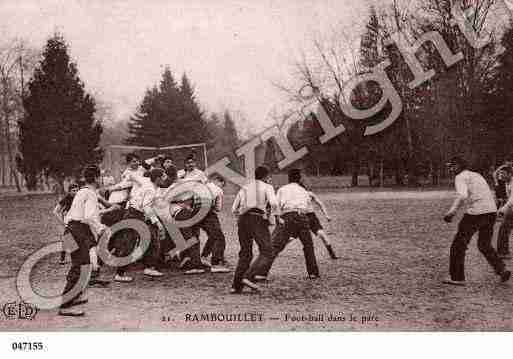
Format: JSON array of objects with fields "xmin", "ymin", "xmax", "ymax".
[
  {"xmin": 108, "ymin": 166, "xmax": 146, "ymax": 204},
  {"xmin": 153, "ymin": 183, "xmax": 191, "ymax": 220},
  {"xmin": 102, "ymin": 175, "xmax": 115, "ymax": 187},
  {"xmin": 127, "ymin": 177, "xmax": 161, "ymax": 223},
  {"xmin": 65, "ymin": 186, "xmax": 106, "ymax": 235},
  {"xmin": 206, "ymin": 182, "xmax": 224, "ymax": 212},
  {"xmin": 276, "ymin": 183, "xmax": 311, "ymax": 214},
  {"xmin": 177, "ymin": 168, "xmax": 208, "ymax": 183},
  {"xmin": 232, "ymin": 180, "xmax": 277, "ymax": 215},
  {"xmin": 454, "ymin": 170, "xmax": 497, "ymax": 215}
]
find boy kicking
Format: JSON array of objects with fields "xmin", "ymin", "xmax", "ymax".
[
  {"xmin": 443, "ymin": 157, "xmax": 511, "ymax": 286},
  {"xmin": 246, "ymin": 168, "xmax": 321, "ymax": 292},
  {"xmin": 299, "ymin": 182, "xmax": 338, "ymax": 259}
]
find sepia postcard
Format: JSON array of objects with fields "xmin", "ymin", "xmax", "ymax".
[{"xmin": 1, "ymin": 1, "xmax": 513, "ymax": 346}]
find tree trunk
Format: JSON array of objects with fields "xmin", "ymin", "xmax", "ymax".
[
  {"xmin": 351, "ymin": 158, "xmax": 359, "ymax": 187},
  {"xmin": 367, "ymin": 162, "xmax": 373, "ymax": 187},
  {"xmin": 379, "ymin": 158, "xmax": 384, "ymax": 187},
  {"xmin": 2, "ymin": 79, "xmax": 21, "ymax": 192},
  {"xmin": 395, "ymin": 165, "xmax": 404, "ymax": 186}
]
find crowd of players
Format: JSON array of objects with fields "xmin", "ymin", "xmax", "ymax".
[
  {"xmin": 52, "ymin": 153, "xmax": 338, "ymax": 317},
  {"xmin": 53, "ymin": 151, "xmax": 513, "ymax": 317}
]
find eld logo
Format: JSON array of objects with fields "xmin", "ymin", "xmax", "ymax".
[{"xmin": 2, "ymin": 301, "xmax": 38, "ymax": 320}]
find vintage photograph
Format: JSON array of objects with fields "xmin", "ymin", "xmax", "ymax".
[{"xmin": 1, "ymin": 0, "xmax": 513, "ymax": 333}]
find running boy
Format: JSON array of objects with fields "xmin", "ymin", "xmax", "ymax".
[
  {"xmin": 300, "ymin": 181, "xmax": 338, "ymax": 259},
  {"xmin": 231, "ymin": 166, "xmax": 278, "ymax": 293},
  {"xmin": 443, "ymin": 157, "xmax": 511, "ymax": 286},
  {"xmin": 248, "ymin": 169, "xmax": 321, "ymax": 292}
]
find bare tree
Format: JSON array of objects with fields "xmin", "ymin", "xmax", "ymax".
[
  {"xmin": 276, "ymin": 21, "xmax": 374, "ymax": 185},
  {"xmin": 0, "ymin": 38, "xmax": 39, "ymax": 191}
]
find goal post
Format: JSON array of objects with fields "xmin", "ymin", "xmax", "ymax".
[{"xmin": 103, "ymin": 143, "xmax": 208, "ymax": 181}]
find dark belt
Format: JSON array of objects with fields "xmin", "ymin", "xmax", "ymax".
[
  {"xmin": 243, "ymin": 208, "xmax": 266, "ymax": 217},
  {"xmin": 282, "ymin": 209, "xmax": 309, "ymax": 216},
  {"xmin": 68, "ymin": 220, "xmax": 88, "ymax": 226}
]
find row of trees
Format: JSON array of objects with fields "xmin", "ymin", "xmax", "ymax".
[
  {"xmin": 280, "ymin": 0, "xmax": 513, "ymax": 186},
  {"xmin": 13, "ymin": 34, "xmax": 241, "ymax": 191},
  {"xmin": 12, "ymin": 0, "xmax": 513, "ymax": 190}
]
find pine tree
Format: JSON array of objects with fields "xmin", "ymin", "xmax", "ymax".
[
  {"xmin": 126, "ymin": 86, "xmax": 162, "ymax": 146},
  {"xmin": 222, "ymin": 110, "xmax": 239, "ymax": 150},
  {"xmin": 176, "ymin": 73, "xmax": 209, "ymax": 145},
  {"xmin": 126, "ymin": 68, "xmax": 210, "ymax": 147},
  {"xmin": 19, "ymin": 33, "xmax": 102, "ymax": 190}
]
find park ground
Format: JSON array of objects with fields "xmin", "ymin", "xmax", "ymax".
[{"xmin": 0, "ymin": 188, "xmax": 512, "ymax": 331}]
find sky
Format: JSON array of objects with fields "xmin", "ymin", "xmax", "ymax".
[{"xmin": 0, "ymin": 0, "xmax": 371, "ymax": 134}]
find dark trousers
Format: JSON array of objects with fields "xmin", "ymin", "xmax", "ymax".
[
  {"xmin": 232, "ymin": 212, "xmax": 272, "ymax": 291},
  {"xmin": 257, "ymin": 212, "xmax": 320, "ymax": 278},
  {"xmin": 199, "ymin": 210, "xmax": 226, "ymax": 265},
  {"xmin": 144, "ymin": 222, "xmax": 161, "ymax": 268},
  {"xmin": 175, "ymin": 208, "xmax": 202, "ymax": 268},
  {"xmin": 60, "ymin": 221, "xmax": 92, "ymax": 308},
  {"xmin": 497, "ymin": 209, "xmax": 513, "ymax": 256},
  {"xmin": 450, "ymin": 213, "xmax": 505, "ymax": 281},
  {"xmin": 113, "ymin": 207, "xmax": 161, "ymax": 274}
]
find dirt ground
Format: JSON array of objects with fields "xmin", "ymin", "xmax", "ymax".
[{"xmin": 1, "ymin": 190, "xmax": 512, "ymax": 331}]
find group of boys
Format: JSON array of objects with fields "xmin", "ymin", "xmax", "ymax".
[
  {"xmin": 56, "ymin": 151, "xmax": 513, "ymax": 317},
  {"xmin": 230, "ymin": 166, "xmax": 337, "ymax": 293},
  {"xmin": 54, "ymin": 153, "xmax": 338, "ymax": 315}
]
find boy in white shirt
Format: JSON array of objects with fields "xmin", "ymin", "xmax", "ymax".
[
  {"xmin": 231, "ymin": 166, "xmax": 278, "ymax": 293},
  {"xmin": 443, "ymin": 157, "xmax": 510, "ymax": 286},
  {"xmin": 199, "ymin": 175, "xmax": 230, "ymax": 273},
  {"xmin": 107, "ymin": 153, "xmax": 148, "ymax": 206},
  {"xmin": 250, "ymin": 169, "xmax": 320, "ymax": 290},
  {"xmin": 126, "ymin": 168, "xmax": 168, "ymax": 278},
  {"xmin": 59, "ymin": 165, "xmax": 109, "ymax": 317},
  {"xmin": 177, "ymin": 154, "xmax": 208, "ymax": 183},
  {"xmin": 106, "ymin": 153, "xmax": 151, "ymax": 282}
]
